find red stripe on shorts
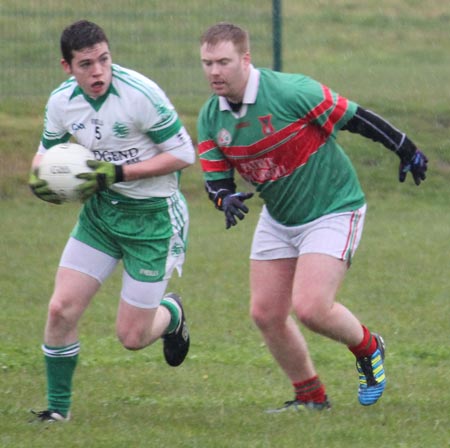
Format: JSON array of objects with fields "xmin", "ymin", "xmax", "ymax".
[{"xmin": 341, "ymin": 209, "xmax": 360, "ymax": 260}]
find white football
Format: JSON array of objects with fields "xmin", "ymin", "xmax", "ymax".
[{"xmin": 38, "ymin": 142, "xmax": 95, "ymax": 202}]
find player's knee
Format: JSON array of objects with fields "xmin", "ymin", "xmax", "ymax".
[
  {"xmin": 294, "ymin": 302, "xmax": 324, "ymax": 330},
  {"xmin": 296, "ymin": 309, "xmax": 316, "ymax": 329},
  {"xmin": 117, "ymin": 329, "xmax": 146, "ymax": 351},
  {"xmin": 118, "ymin": 335, "xmax": 142, "ymax": 351},
  {"xmin": 47, "ymin": 300, "xmax": 62, "ymax": 319},
  {"xmin": 47, "ymin": 299, "xmax": 74, "ymax": 326},
  {"xmin": 250, "ymin": 304, "xmax": 284, "ymax": 331}
]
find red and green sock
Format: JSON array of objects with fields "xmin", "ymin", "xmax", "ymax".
[
  {"xmin": 293, "ymin": 375, "xmax": 327, "ymax": 403},
  {"xmin": 348, "ymin": 325, "xmax": 377, "ymax": 358}
]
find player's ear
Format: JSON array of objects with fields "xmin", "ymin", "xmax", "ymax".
[
  {"xmin": 242, "ymin": 51, "xmax": 251, "ymax": 69},
  {"xmin": 61, "ymin": 59, "xmax": 72, "ymax": 75}
]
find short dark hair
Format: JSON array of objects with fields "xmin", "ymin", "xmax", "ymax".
[
  {"xmin": 60, "ymin": 20, "xmax": 109, "ymax": 64},
  {"xmin": 200, "ymin": 22, "xmax": 249, "ymax": 55}
]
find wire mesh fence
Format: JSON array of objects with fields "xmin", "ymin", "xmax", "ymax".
[{"xmin": 0, "ymin": 0, "xmax": 273, "ymax": 112}]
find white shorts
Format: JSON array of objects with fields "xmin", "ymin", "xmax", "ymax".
[
  {"xmin": 250, "ymin": 204, "xmax": 366, "ymax": 263},
  {"xmin": 60, "ymin": 237, "xmax": 168, "ymax": 309}
]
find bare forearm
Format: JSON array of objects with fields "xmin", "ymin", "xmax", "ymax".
[{"xmin": 122, "ymin": 152, "xmax": 192, "ymax": 181}]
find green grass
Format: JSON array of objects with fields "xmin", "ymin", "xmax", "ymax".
[{"xmin": 1, "ymin": 1, "xmax": 450, "ymax": 447}]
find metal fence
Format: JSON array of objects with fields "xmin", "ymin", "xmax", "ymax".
[{"xmin": 0, "ymin": 0, "xmax": 276, "ymax": 110}]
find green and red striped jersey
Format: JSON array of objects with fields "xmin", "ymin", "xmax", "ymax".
[{"xmin": 197, "ymin": 67, "xmax": 366, "ymax": 226}]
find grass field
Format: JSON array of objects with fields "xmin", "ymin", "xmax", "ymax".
[{"xmin": 1, "ymin": 1, "xmax": 450, "ymax": 447}]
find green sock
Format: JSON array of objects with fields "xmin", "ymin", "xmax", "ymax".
[
  {"xmin": 160, "ymin": 298, "xmax": 180, "ymax": 334},
  {"xmin": 43, "ymin": 342, "xmax": 80, "ymax": 417}
]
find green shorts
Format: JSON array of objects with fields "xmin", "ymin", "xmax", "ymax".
[{"xmin": 71, "ymin": 189, "xmax": 189, "ymax": 282}]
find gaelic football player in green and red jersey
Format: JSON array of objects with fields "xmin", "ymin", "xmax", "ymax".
[
  {"xmin": 29, "ymin": 20, "xmax": 195, "ymax": 422},
  {"xmin": 198, "ymin": 22, "xmax": 427, "ymax": 411}
]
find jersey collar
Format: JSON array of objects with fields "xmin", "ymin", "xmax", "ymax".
[
  {"xmin": 219, "ymin": 65, "xmax": 260, "ymax": 114},
  {"xmin": 70, "ymin": 82, "xmax": 119, "ymax": 111}
]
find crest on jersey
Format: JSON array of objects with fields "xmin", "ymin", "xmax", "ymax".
[
  {"xmin": 217, "ymin": 128, "xmax": 232, "ymax": 146},
  {"xmin": 258, "ymin": 114, "xmax": 275, "ymax": 135},
  {"xmin": 113, "ymin": 121, "xmax": 129, "ymax": 138}
]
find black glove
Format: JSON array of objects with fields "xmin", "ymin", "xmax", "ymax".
[
  {"xmin": 218, "ymin": 191, "xmax": 254, "ymax": 229},
  {"xmin": 399, "ymin": 150, "xmax": 428, "ymax": 185}
]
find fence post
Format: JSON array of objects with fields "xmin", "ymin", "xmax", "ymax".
[{"xmin": 272, "ymin": 0, "xmax": 282, "ymax": 71}]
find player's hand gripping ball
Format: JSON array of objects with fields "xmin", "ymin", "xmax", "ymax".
[
  {"xmin": 76, "ymin": 160, "xmax": 124, "ymax": 201},
  {"xmin": 30, "ymin": 143, "xmax": 95, "ymax": 203},
  {"xmin": 29, "ymin": 169, "xmax": 62, "ymax": 204}
]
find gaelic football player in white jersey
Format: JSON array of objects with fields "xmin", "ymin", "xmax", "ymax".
[
  {"xmin": 198, "ymin": 22, "xmax": 428, "ymax": 412},
  {"xmin": 29, "ymin": 20, "xmax": 195, "ymax": 422}
]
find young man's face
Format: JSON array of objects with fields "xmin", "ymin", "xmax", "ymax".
[
  {"xmin": 200, "ymin": 40, "xmax": 250, "ymax": 103},
  {"xmin": 61, "ymin": 41, "xmax": 112, "ymax": 99}
]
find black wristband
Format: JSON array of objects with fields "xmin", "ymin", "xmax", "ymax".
[
  {"xmin": 395, "ymin": 137, "xmax": 417, "ymax": 164},
  {"xmin": 114, "ymin": 165, "xmax": 124, "ymax": 183}
]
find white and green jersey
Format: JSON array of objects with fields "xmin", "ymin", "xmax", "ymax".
[
  {"xmin": 197, "ymin": 66, "xmax": 366, "ymax": 226},
  {"xmin": 38, "ymin": 64, "xmax": 194, "ymax": 199}
]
